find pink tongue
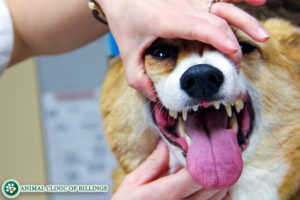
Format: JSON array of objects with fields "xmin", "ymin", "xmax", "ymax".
[{"xmin": 185, "ymin": 109, "xmax": 243, "ymax": 189}]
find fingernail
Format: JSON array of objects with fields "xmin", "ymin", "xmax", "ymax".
[
  {"xmin": 257, "ymin": 27, "xmax": 270, "ymax": 39},
  {"xmin": 226, "ymin": 39, "xmax": 239, "ymax": 52}
]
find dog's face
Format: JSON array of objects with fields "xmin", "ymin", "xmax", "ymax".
[
  {"xmin": 144, "ymin": 19, "xmax": 300, "ymax": 192},
  {"xmin": 145, "ymin": 39, "xmax": 253, "ymax": 189}
]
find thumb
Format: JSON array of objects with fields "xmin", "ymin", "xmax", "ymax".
[
  {"xmin": 124, "ymin": 61, "xmax": 158, "ymax": 102},
  {"xmin": 126, "ymin": 140, "xmax": 169, "ymax": 186},
  {"xmin": 122, "ymin": 43, "xmax": 158, "ymax": 102}
]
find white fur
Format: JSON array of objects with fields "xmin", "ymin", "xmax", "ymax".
[
  {"xmin": 230, "ymin": 162, "xmax": 289, "ymax": 200},
  {"xmin": 168, "ymin": 147, "xmax": 185, "ymax": 173}
]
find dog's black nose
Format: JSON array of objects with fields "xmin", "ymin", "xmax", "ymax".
[{"xmin": 180, "ymin": 64, "xmax": 224, "ymax": 100}]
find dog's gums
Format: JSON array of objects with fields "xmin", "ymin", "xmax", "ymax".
[{"xmin": 151, "ymin": 94, "xmax": 254, "ymax": 189}]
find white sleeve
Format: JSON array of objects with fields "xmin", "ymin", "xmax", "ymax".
[{"xmin": 0, "ymin": 0, "xmax": 14, "ymax": 76}]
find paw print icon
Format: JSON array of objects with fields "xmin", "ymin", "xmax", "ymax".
[{"xmin": 2, "ymin": 179, "xmax": 20, "ymax": 199}]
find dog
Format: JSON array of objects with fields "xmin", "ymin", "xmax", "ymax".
[{"xmin": 100, "ymin": 18, "xmax": 300, "ymax": 200}]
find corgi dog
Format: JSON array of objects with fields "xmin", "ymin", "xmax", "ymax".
[{"xmin": 100, "ymin": 19, "xmax": 300, "ymax": 200}]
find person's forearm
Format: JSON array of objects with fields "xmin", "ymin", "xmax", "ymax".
[{"xmin": 5, "ymin": 0, "xmax": 108, "ymax": 66}]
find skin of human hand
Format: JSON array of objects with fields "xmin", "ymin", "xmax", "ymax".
[
  {"xmin": 97, "ymin": 0, "xmax": 269, "ymax": 101},
  {"xmin": 5, "ymin": 0, "xmax": 109, "ymax": 66},
  {"xmin": 112, "ymin": 140, "xmax": 229, "ymax": 200}
]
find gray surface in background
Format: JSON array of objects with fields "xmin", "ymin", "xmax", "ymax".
[
  {"xmin": 37, "ymin": 36, "xmax": 109, "ymax": 92},
  {"xmin": 37, "ymin": 35, "xmax": 116, "ymax": 200}
]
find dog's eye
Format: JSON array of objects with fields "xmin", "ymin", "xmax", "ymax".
[
  {"xmin": 146, "ymin": 45, "xmax": 178, "ymax": 60},
  {"xmin": 152, "ymin": 48, "xmax": 171, "ymax": 59},
  {"xmin": 239, "ymin": 41, "xmax": 257, "ymax": 54}
]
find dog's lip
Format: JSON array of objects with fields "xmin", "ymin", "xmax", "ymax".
[{"xmin": 150, "ymin": 93, "xmax": 255, "ymax": 154}]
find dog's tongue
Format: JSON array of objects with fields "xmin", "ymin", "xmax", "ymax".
[{"xmin": 185, "ymin": 109, "xmax": 243, "ymax": 189}]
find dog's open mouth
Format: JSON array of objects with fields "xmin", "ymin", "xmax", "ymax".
[{"xmin": 151, "ymin": 93, "xmax": 254, "ymax": 189}]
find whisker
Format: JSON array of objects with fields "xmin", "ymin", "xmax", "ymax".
[{"xmin": 151, "ymin": 100, "xmax": 162, "ymax": 115}]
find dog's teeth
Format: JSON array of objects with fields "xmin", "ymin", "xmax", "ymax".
[
  {"xmin": 192, "ymin": 105, "xmax": 199, "ymax": 112},
  {"xmin": 182, "ymin": 110, "xmax": 188, "ymax": 121},
  {"xmin": 225, "ymin": 103, "xmax": 232, "ymax": 117},
  {"xmin": 235, "ymin": 99, "xmax": 244, "ymax": 113},
  {"xmin": 178, "ymin": 117, "xmax": 187, "ymax": 137},
  {"xmin": 185, "ymin": 135, "xmax": 191, "ymax": 147},
  {"xmin": 229, "ymin": 112, "xmax": 238, "ymax": 133},
  {"xmin": 169, "ymin": 110, "xmax": 178, "ymax": 119},
  {"xmin": 213, "ymin": 102, "xmax": 220, "ymax": 109}
]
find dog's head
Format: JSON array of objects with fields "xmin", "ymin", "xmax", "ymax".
[{"xmin": 144, "ymin": 19, "xmax": 300, "ymax": 190}]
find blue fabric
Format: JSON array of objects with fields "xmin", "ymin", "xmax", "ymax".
[{"xmin": 108, "ymin": 33, "xmax": 119, "ymax": 56}]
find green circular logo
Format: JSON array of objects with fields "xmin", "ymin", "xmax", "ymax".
[{"xmin": 2, "ymin": 179, "xmax": 20, "ymax": 199}]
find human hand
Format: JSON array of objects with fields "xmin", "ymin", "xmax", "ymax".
[
  {"xmin": 112, "ymin": 140, "xmax": 229, "ymax": 200},
  {"xmin": 97, "ymin": 0, "xmax": 269, "ymax": 101}
]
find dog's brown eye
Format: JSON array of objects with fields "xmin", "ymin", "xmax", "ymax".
[
  {"xmin": 239, "ymin": 41, "xmax": 257, "ymax": 54},
  {"xmin": 145, "ymin": 44, "xmax": 178, "ymax": 60}
]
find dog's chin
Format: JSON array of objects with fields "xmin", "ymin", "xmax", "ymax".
[{"xmin": 151, "ymin": 92, "xmax": 255, "ymax": 189}]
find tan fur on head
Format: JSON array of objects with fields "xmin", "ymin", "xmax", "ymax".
[{"xmin": 100, "ymin": 19, "xmax": 300, "ymax": 199}]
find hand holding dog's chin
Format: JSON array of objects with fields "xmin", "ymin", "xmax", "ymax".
[
  {"xmin": 96, "ymin": 0, "xmax": 269, "ymax": 101},
  {"xmin": 112, "ymin": 140, "xmax": 229, "ymax": 200}
]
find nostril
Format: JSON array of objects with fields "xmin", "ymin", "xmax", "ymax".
[
  {"xmin": 181, "ymin": 76, "xmax": 196, "ymax": 90},
  {"xmin": 208, "ymin": 75, "xmax": 217, "ymax": 84},
  {"xmin": 186, "ymin": 78, "xmax": 195, "ymax": 89},
  {"xmin": 208, "ymin": 74, "xmax": 223, "ymax": 86}
]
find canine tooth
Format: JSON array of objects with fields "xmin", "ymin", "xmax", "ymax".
[
  {"xmin": 225, "ymin": 104, "xmax": 232, "ymax": 117},
  {"xmin": 185, "ymin": 135, "xmax": 191, "ymax": 147},
  {"xmin": 213, "ymin": 102, "xmax": 220, "ymax": 109},
  {"xmin": 182, "ymin": 110, "xmax": 188, "ymax": 121},
  {"xmin": 169, "ymin": 110, "xmax": 178, "ymax": 119},
  {"xmin": 178, "ymin": 117, "xmax": 187, "ymax": 137},
  {"xmin": 230, "ymin": 101, "xmax": 235, "ymax": 106},
  {"xmin": 235, "ymin": 99, "xmax": 244, "ymax": 113},
  {"xmin": 192, "ymin": 105, "xmax": 199, "ymax": 112},
  {"xmin": 229, "ymin": 113, "xmax": 238, "ymax": 133}
]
